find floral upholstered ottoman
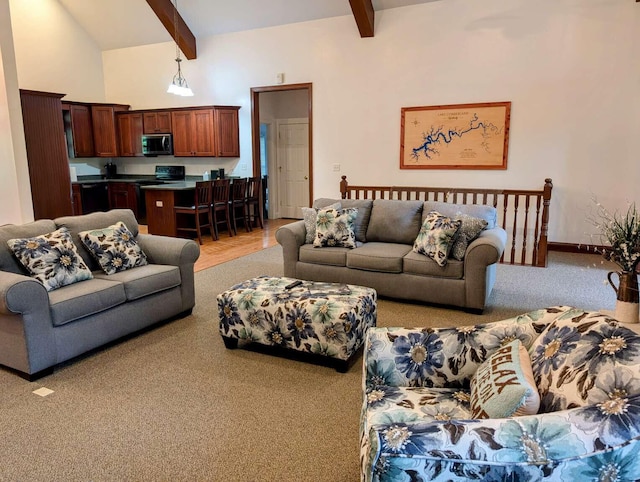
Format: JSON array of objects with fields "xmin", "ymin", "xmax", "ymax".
[{"xmin": 217, "ymin": 276, "xmax": 377, "ymax": 371}]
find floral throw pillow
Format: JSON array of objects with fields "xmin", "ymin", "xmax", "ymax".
[
  {"xmin": 78, "ymin": 222, "xmax": 148, "ymax": 275},
  {"xmin": 7, "ymin": 227, "xmax": 93, "ymax": 291},
  {"xmin": 313, "ymin": 207, "xmax": 358, "ymax": 248},
  {"xmin": 413, "ymin": 211, "xmax": 461, "ymax": 266},
  {"xmin": 302, "ymin": 202, "xmax": 341, "ymax": 244},
  {"xmin": 450, "ymin": 214, "xmax": 488, "ymax": 260},
  {"xmin": 470, "ymin": 339, "xmax": 540, "ymax": 418}
]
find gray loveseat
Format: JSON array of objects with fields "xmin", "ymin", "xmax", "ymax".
[
  {"xmin": 276, "ymin": 198, "xmax": 507, "ymax": 312},
  {"xmin": 0, "ymin": 209, "xmax": 200, "ymax": 380}
]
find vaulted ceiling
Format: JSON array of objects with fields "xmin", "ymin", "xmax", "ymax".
[{"xmin": 57, "ymin": 0, "xmax": 438, "ymax": 52}]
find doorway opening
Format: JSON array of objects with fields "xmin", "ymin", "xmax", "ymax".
[{"xmin": 251, "ymin": 83, "xmax": 312, "ymax": 220}]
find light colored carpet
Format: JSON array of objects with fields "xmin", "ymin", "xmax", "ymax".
[{"xmin": 0, "ymin": 248, "xmax": 620, "ymax": 481}]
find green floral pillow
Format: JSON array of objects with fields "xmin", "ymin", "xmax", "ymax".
[
  {"xmin": 78, "ymin": 222, "xmax": 148, "ymax": 275},
  {"xmin": 413, "ymin": 211, "xmax": 461, "ymax": 266},
  {"xmin": 7, "ymin": 227, "xmax": 93, "ymax": 291},
  {"xmin": 313, "ymin": 207, "xmax": 358, "ymax": 248},
  {"xmin": 301, "ymin": 202, "xmax": 341, "ymax": 244}
]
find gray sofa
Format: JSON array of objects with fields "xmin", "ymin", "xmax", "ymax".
[
  {"xmin": 0, "ymin": 209, "xmax": 200, "ymax": 380},
  {"xmin": 276, "ymin": 198, "xmax": 507, "ymax": 312}
]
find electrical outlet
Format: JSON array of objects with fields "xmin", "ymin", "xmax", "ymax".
[
  {"xmin": 155, "ymin": 201, "xmax": 163, "ymax": 207},
  {"xmin": 332, "ymin": 163, "xmax": 341, "ymax": 172}
]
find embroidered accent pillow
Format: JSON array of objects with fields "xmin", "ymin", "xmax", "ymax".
[
  {"xmin": 412, "ymin": 211, "xmax": 461, "ymax": 266},
  {"xmin": 470, "ymin": 339, "xmax": 540, "ymax": 419},
  {"xmin": 313, "ymin": 207, "xmax": 358, "ymax": 248},
  {"xmin": 7, "ymin": 227, "xmax": 93, "ymax": 291},
  {"xmin": 450, "ymin": 214, "xmax": 488, "ymax": 260},
  {"xmin": 78, "ymin": 222, "xmax": 148, "ymax": 275},
  {"xmin": 302, "ymin": 202, "xmax": 341, "ymax": 244}
]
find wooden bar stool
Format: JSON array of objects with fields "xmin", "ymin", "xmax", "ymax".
[
  {"xmin": 174, "ymin": 181, "xmax": 213, "ymax": 245},
  {"xmin": 246, "ymin": 176, "xmax": 264, "ymax": 229},
  {"xmin": 212, "ymin": 178, "xmax": 233, "ymax": 239},
  {"xmin": 229, "ymin": 178, "xmax": 251, "ymax": 235}
]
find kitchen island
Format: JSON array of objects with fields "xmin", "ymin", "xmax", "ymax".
[{"xmin": 142, "ymin": 182, "xmax": 197, "ymax": 237}]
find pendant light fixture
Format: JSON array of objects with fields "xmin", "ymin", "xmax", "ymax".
[{"xmin": 167, "ymin": 0, "xmax": 194, "ymax": 96}]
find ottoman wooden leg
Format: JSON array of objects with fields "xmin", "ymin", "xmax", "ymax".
[{"xmin": 222, "ymin": 336, "xmax": 238, "ymax": 349}]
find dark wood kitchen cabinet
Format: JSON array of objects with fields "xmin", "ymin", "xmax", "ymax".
[
  {"xmin": 171, "ymin": 108, "xmax": 216, "ymax": 157},
  {"xmin": 91, "ymin": 104, "xmax": 130, "ymax": 157},
  {"xmin": 62, "ymin": 102, "xmax": 94, "ymax": 157},
  {"xmin": 71, "ymin": 184, "xmax": 82, "ymax": 215},
  {"xmin": 108, "ymin": 182, "xmax": 139, "ymax": 217},
  {"xmin": 117, "ymin": 112, "xmax": 143, "ymax": 156},
  {"xmin": 20, "ymin": 90, "xmax": 73, "ymax": 219},
  {"xmin": 143, "ymin": 111, "xmax": 172, "ymax": 134},
  {"xmin": 214, "ymin": 106, "xmax": 240, "ymax": 157}
]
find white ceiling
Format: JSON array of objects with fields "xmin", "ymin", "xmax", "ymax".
[{"xmin": 57, "ymin": 0, "xmax": 438, "ymax": 51}]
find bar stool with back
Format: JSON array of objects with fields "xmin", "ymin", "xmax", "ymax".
[
  {"xmin": 212, "ymin": 178, "xmax": 233, "ymax": 239},
  {"xmin": 174, "ymin": 181, "xmax": 214, "ymax": 245},
  {"xmin": 246, "ymin": 176, "xmax": 264, "ymax": 229},
  {"xmin": 229, "ymin": 177, "xmax": 251, "ymax": 235}
]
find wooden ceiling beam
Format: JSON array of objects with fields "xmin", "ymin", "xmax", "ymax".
[
  {"xmin": 349, "ymin": 0, "xmax": 375, "ymax": 38},
  {"xmin": 146, "ymin": 0, "xmax": 197, "ymax": 59}
]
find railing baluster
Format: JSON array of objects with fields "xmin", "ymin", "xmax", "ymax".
[{"xmin": 522, "ymin": 195, "xmax": 531, "ymax": 265}]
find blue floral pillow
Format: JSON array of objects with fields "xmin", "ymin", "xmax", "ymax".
[
  {"xmin": 301, "ymin": 202, "xmax": 341, "ymax": 244},
  {"xmin": 78, "ymin": 222, "xmax": 148, "ymax": 275},
  {"xmin": 413, "ymin": 211, "xmax": 461, "ymax": 266},
  {"xmin": 313, "ymin": 207, "xmax": 358, "ymax": 248},
  {"xmin": 7, "ymin": 227, "xmax": 93, "ymax": 291}
]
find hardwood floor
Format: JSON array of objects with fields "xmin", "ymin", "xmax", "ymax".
[{"xmin": 140, "ymin": 218, "xmax": 295, "ymax": 272}]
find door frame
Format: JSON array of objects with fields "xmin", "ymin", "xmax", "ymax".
[{"xmin": 250, "ymin": 83, "xmax": 313, "ymax": 208}]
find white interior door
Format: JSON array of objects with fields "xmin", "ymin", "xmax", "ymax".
[{"xmin": 277, "ymin": 119, "xmax": 309, "ymax": 219}]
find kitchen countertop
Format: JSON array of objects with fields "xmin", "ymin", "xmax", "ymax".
[
  {"xmin": 140, "ymin": 181, "xmax": 197, "ymax": 190},
  {"xmin": 72, "ymin": 175, "xmax": 202, "ymax": 185}
]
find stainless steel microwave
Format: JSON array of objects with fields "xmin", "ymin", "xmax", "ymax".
[{"xmin": 142, "ymin": 134, "xmax": 173, "ymax": 156}]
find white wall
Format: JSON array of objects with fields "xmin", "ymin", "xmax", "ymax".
[
  {"xmin": 9, "ymin": 0, "xmax": 106, "ymax": 101},
  {"xmin": 101, "ymin": 0, "xmax": 640, "ymax": 244}
]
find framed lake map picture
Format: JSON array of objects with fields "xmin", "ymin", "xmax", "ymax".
[{"xmin": 400, "ymin": 101, "xmax": 511, "ymax": 170}]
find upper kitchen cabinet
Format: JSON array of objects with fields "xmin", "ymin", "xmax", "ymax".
[
  {"xmin": 143, "ymin": 111, "xmax": 172, "ymax": 134},
  {"xmin": 171, "ymin": 106, "xmax": 240, "ymax": 157},
  {"xmin": 91, "ymin": 104, "xmax": 130, "ymax": 157},
  {"xmin": 214, "ymin": 106, "xmax": 240, "ymax": 157},
  {"xmin": 117, "ymin": 112, "xmax": 143, "ymax": 157},
  {"xmin": 171, "ymin": 108, "xmax": 216, "ymax": 157},
  {"xmin": 20, "ymin": 90, "xmax": 73, "ymax": 219},
  {"xmin": 62, "ymin": 102, "xmax": 94, "ymax": 157}
]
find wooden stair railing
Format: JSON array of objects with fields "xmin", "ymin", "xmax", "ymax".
[{"xmin": 340, "ymin": 176, "xmax": 553, "ymax": 267}]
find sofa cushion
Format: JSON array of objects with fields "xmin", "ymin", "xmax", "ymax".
[
  {"xmin": 366, "ymin": 200, "xmax": 423, "ymax": 244},
  {"xmin": 48, "ymin": 277, "xmax": 126, "ymax": 326},
  {"xmin": 7, "ymin": 227, "xmax": 93, "ymax": 292},
  {"xmin": 0, "ymin": 219, "xmax": 57, "ymax": 275},
  {"xmin": 93, "ymin": 264, "xmax": 180, "ymax": 301},
  {"xmin": 313, "ymin": 207, "xmax": 358, "ymax": 248},
  {"xmin": 529, "ymin": 309, "xmax": 640, "ymax": 413},
  {"xmin": 55, "ymin": 209, "xmax": 140, "ymax": 271},
  {"xmin": 403, "ymin": 251, "xmax": 463, "ymax": 279},
  {"xmin": 314, "ymin": 198, "xmax": 373, "ymax": 243},
  {"xmin": 412, "ymin": 211, "xmax": 461, "ymax": 267},
  {"xmin": 299, "ymin": 244, "xmax": 348, "ymax": 267},
  {"xmin": 470, "ymin": 339, "xmax": 540, "ymax": 419},
  {"xmin": 302, "ymin": 202, "xmax": 341, "ymax": 244},
  {"xmin": 78, "ymin": 222, "xmax": 148, "ymax": 275},
  {"xmin": 450, "ymin": 214, "xmax": 488, "ymax": 260},
  {"xmin": 423, "ymin": 201, "xmax": 497, "ymax": 229},
  {"xmin": 347, "ymin": 243, "xmax": 411, "ymax": 273}
]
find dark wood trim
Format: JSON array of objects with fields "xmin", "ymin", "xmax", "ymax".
[
  {"xmin": 250, "ymin": 83, "xmax": 313, "ymax": 208},
  {"xmin": 145, "ymin": 0, "xmax": 197, "ymax": 60},
  {"xmin": 548, "ymin": 242, "xmax": 607, "ymax": 255},
  {"xmin": 349, "ymin": 0, "xmax": 375, "ymax": 37}
]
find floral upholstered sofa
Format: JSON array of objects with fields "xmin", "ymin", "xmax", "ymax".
[{"xmin": 361, "ymin": 306, "xmax": 640, "ymax": 481}]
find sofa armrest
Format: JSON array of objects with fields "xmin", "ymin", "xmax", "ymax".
[
  {"xmin": 136, "ymin": 234, "xmax": 200, "ymax": 312},
  {"xmin": 136, "ymin": 234, "xmax": 200, "ymax": 266},
  {"xmin": 364, "ymin": 399, "xmax": 640, "ymax": 481},
  {"xmin": 464, "ymin": 227, "xmax": 507, "ymax": 267},
  {"xmin": 275, "ymin": 221, "xmax": 306, "ymax": 278},
  {"xmin": 0, "ymin": 271, "xmax": 57, "ymax": 374}
]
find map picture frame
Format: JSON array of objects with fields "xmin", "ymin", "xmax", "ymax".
[{"xmin": 400, "ymin": 101, "xmax": 511, "ymax": 170}]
